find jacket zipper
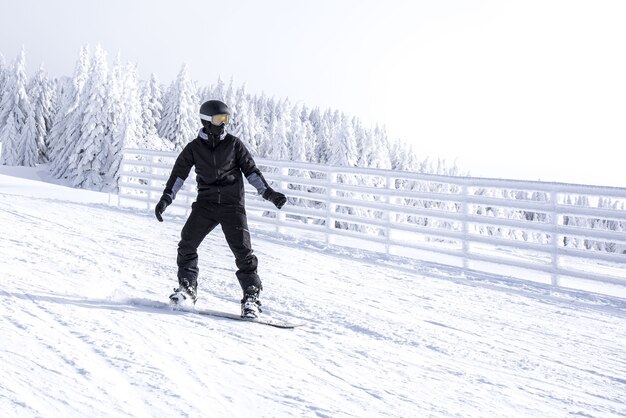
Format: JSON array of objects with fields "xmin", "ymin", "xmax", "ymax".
[{"xmin": 212, "ymin": 146, "xmax": 220, "ymax": 204}]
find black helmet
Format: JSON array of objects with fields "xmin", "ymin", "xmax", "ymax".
[{"xmin": 200, "ymin": 100, "xmax": 230, "ymax": 126}]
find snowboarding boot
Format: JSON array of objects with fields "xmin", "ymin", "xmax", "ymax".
[
  {"xmin": 169, "ymin": 278, "xmax": 198, "ymax": 305},
  {"xmin": 240, "ymin": 285, "xmax": 262, "ymax": 318}
]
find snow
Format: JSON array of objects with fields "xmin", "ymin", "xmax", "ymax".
[{"xmin": 1, "ymin": 167, "xmax": 626, "ymax": 417}]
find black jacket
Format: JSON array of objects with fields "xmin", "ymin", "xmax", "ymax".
[{"xmin": 163, "ymin": 130, "xmax": 268, "ymax": 206}]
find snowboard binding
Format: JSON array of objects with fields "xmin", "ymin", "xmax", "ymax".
[
  {"xmin": 240, "ymin": 285, "xmax": 262, "ymax": 318},
  {"xmin": 169, "ymin": 278, "xmax": 198, "ymax": 305}
]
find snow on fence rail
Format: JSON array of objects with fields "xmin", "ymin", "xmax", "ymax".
[{"xmin": 119, "ymin": 148, "xmax": 626, "ymax": 297}]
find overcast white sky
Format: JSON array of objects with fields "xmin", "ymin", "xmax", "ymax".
[{"xmin": 1, "ymin": 0, "xmax": 625, "ymax": 186}]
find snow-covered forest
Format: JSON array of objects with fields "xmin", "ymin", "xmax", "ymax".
[
  {"xmin": 0, "ymin": 46, "xmax": 460, "ymax": 191},
  {"xmin": 1, "ymin": 46, "xmax": 625, "ymax": 254}
]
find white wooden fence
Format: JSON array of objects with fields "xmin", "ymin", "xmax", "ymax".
[{"xmin": 119, "ymin": 148, "xmax": 626, "ymax": 296}]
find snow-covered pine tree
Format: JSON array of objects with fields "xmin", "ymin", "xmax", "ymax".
[
  {"xmin": 314, "ymin": 109, "xmax": 333, "ymax": 164},
  {"xmin": 141, "ymin": 73, "xmax": 163, "ymax": 139},
  {"xmin": 370, "ymin": 125, "xmax": 392, "ymax": 170},
  {"xmin": 302, "ymin": 118, "xmax": 315, "ymax": 163},
  {"xmin": 329, "ymin": 113, "xmax": 358, "ymax": 168},
  {"xmin": 68, "ymin": 45, "xmax": 111, "ymax": 189},
  {"xmin": 290, "ymin": 105, "xmax": 308, "ymax": 162},
  {"xmin": 0, "ymin": 53, "xmax": 18, "ymax": 162},
  {"xmin": 47, "ymin": 76, "xmax": 60, "ymax": 128},
  {"xmin": 253, "ymin": 94, "xmax": 272, "ymax": 157},
  {"xmin": 158, "ymin": 64, "xmax": 198, "ymax": 151},
  {"xmin": 107, "ymin": 54, "xmax": 126, "ymax": 155},
  {"xmin": 197, "ymin": 85, "xmax": 211, "ymax": 103},
  {"xmin": 308, "ymin": 107, "xmax": 322, "ymax": 137},
  {"xmin": 390, "ymin": 139, "xmax": 421, "ymax": 172},
  {"xmin": 299, "ymin": 105, "xmax": 310, "ymax": 123},
  {"xmin": 48, "ymin": 76, "xmax": 70, "ymax": 138},
  {"xmin": 0, "ymin": 53, "xmax": 7, "ymax": 125},
  {"xmin": 18, "ymin": 107, "xmax": 38, "ymax": 167},
  {"xmin": 29, "ymin": 65, "xmax": 55, "ymax": 162},
  {"xmin": 246, "ymin": 97, "xmax": 264, "ymax": 156},
  {"xmin": 128, "ymin": 65, "xmax": 144, "ymax": 146},
  {"xmin": 118, "ymin": 63, "xmax": 142, "ymax": 148},
  {"xmin": 49, "ymin": 46, "xmax": 90, "ymax": 179},
  {"xmin": 223, "ymin": 77, "xmax": 237, "ymax": 116},
  {"xmin": 0, "ymin": 48, "xmax": 31, "ymax": 166},
  {"xmin": 159, "ymin": 83, "xmax": 174, "ymax": 140},
  {"xmin": 390, "ymin": 140, "xmax": 423, "ymax": 224},
  {"xmin": 269, "ymin": 112, "xmax": 289, "ymax": 160},
  {"xmin": 41, "ymin": 71, "xmax": 57, "ymax": 161},
  {"xmin": 212, "ymin": 76, "xmax": 226, "ymax": 102},
  {"xmin": 328, "ymin": 114, "xmax": 360, "ymax": 231},
  {"xmin": 230, "ymin": 84, "xmax": 260, "ymax": 153},
  {"xmin": 288, "ymin": 104, "xmax": 312, "ymax": 213},
  {"xmin": 0, "ymin": 117, "xmax": 21, "ymax": 165},
  {"xmin": 227, "ymin": 83, "xmax": 245, "ymax": 141},
  {"xmin": 106, "ymin": 62, "xmax": 144, "ymax": 189},
  {"xmin": 352, "ymin": 117, "xmax": 367, "ymax": 168},
  {"xmin": 350, "ymin": 123, "xmax": 384, "ymax": 232}
]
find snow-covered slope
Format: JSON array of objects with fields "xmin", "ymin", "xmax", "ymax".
[{"xmin": 1, "ymin": 168, "xmax": 625, "ymax": 417}]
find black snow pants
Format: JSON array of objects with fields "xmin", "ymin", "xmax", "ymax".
[{"xmin": 177, "ymin": 201, "xmax": 261, "ymax": 292}]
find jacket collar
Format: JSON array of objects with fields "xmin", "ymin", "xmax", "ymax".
[{"xmin": 198, "ymin": 128, "xmax": 227, "ymax": 142}]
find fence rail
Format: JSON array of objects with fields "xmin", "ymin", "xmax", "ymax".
[{"xmin": 119, "ymin": 148, "xmax": 626, "ymax": 297}]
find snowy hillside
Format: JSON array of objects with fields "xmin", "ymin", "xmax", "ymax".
[{"xmin": 1, "ymin": 167, "xmax": 626, "ymax": 417}]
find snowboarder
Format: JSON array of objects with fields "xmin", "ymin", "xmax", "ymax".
[{"xmin": 154, "ymin": 100, "xmax": 287, "ymax": 318}]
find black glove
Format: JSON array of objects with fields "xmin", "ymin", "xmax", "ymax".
[
  {"xmin": 262, "ymin": 187, "xmax": 287, "ymax": 209},
  {"xmin": 154, "ymin": 194, "xmax": 172, "ymax": 222}
]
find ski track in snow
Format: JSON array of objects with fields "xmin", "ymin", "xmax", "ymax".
[{"xmin": 1, "ymin": 188, "xmax": 626, "ymax": 417}]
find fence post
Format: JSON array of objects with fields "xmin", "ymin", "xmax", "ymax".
[
  {"xmin": 275, "ymin": 165, "xmax": 289, "ymax": 234},
  {"xmin": 117, "ymin": 154, "xmax": 125, "ymax": 209},
  {"xmin": 146, "ymin": 155, "xmax": 158, "ymax": 210},
  {"xmin": 461, "ymin": 183, "xmax": 470, "ymax": 270},
  {"xmin": 550, "ymin": 191, "xmax": 560, "ymax": 287},
  {"xmin": 385, "ymin": 174, "xmax": 396, "ymax": 255},
  {"xmin": 326, "ymin": 170, "xmax": 337, "ymax": 246}
]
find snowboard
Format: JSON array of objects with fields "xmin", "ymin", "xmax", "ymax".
[
  {"xmin": 192, "ymin": 308, "xmax": 302, "ymax": 329},
  {"xmin": 167, "ymin": 291, "xmax": 301, "ymax": 329},
  {"xmin": 128, "ymin": 298, "xmax": 301, "ymax": 329}
]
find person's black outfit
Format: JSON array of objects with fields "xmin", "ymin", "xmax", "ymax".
[{"xmin": 155, "ymin": 120, "xmax": 286, "ymax": 308}]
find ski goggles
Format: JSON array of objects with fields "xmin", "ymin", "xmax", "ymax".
[{"xmin": 200, "ymin": 113, "xmax": 230, "ymax": 125}]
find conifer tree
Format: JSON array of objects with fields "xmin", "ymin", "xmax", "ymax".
[
  {"xmin": 0, "ymin": 48, "xmax": 31, "ymax": 166},
  {"xmin": 69, "ymin": 45, "xmax": 110, "ymax": 189},
  {"xmin": 19, "ymin": 109, "xmax": 38, "ymax": 166},
  {"xmin": 106, "ymin": 62, "xmax": 143, "ymax": 189},
  {"xmin": 329, "ymin": 113, "xmax": 358, "ymax": 167},
  {"xmin": 370, "ymin": 125, "xmax": 392, "ymax": 169},
  {"xmin": 141, "ymin": 73, "xmax": 163, "ymax": 138},
  {"xmin": 231, "ymin": 84, "xmax": 260, "ymax": 153},
  {"xmin": 29, "ymin": 65, "xmax": 55, "ymax": 162},
  {"xmin": 49, "ymin": 46, "xmax": 90, "ymax": 178},
  {"xmin": 268, "ymin": 99, "xmax": 292, "ymax": 160},
  {"xmin": 290, "ymin": 105, "xmax": 308, "ymax": 162},
  {"xmin": 107, "ymin": 54, "xmax": 126, "ymax": 156},
  {"xmin": 158, "ymin": 64, "xmax": 198, "ymax": 150},
  {"xmin": 212, "ymin": 77, "xmax": 226, "ymax": 102},
  {"xmin": 253, "ymin": 94, "xmax": 272, "ymax": 156},
  {"xmin": 269, "ymin": 113, "xmax": 289, "ymax": 160},
  {"xmin": 228, "ymin": 83, "xmax": 245, "ymax": 140},
  {"xmin": 246, "ymin": 98, "xmax": 264, "ymax": 156},
  {"xmin": 313, "ymin": 110, "xmax": 331, "ymax": 164},
  {"xmin": 118, "ymin": 63, "xmax": 143, "ymax": 148},
  {"xmin": 0, "ymin": 53, "xmax": 7, "ymax": 124},
  {"xmin": 224, "ymin": 77, "xmax": 237, "ymax": 116},
  {"xmin": 0, "ymin": 116, "xmax": 21, "ymax": 165}
]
